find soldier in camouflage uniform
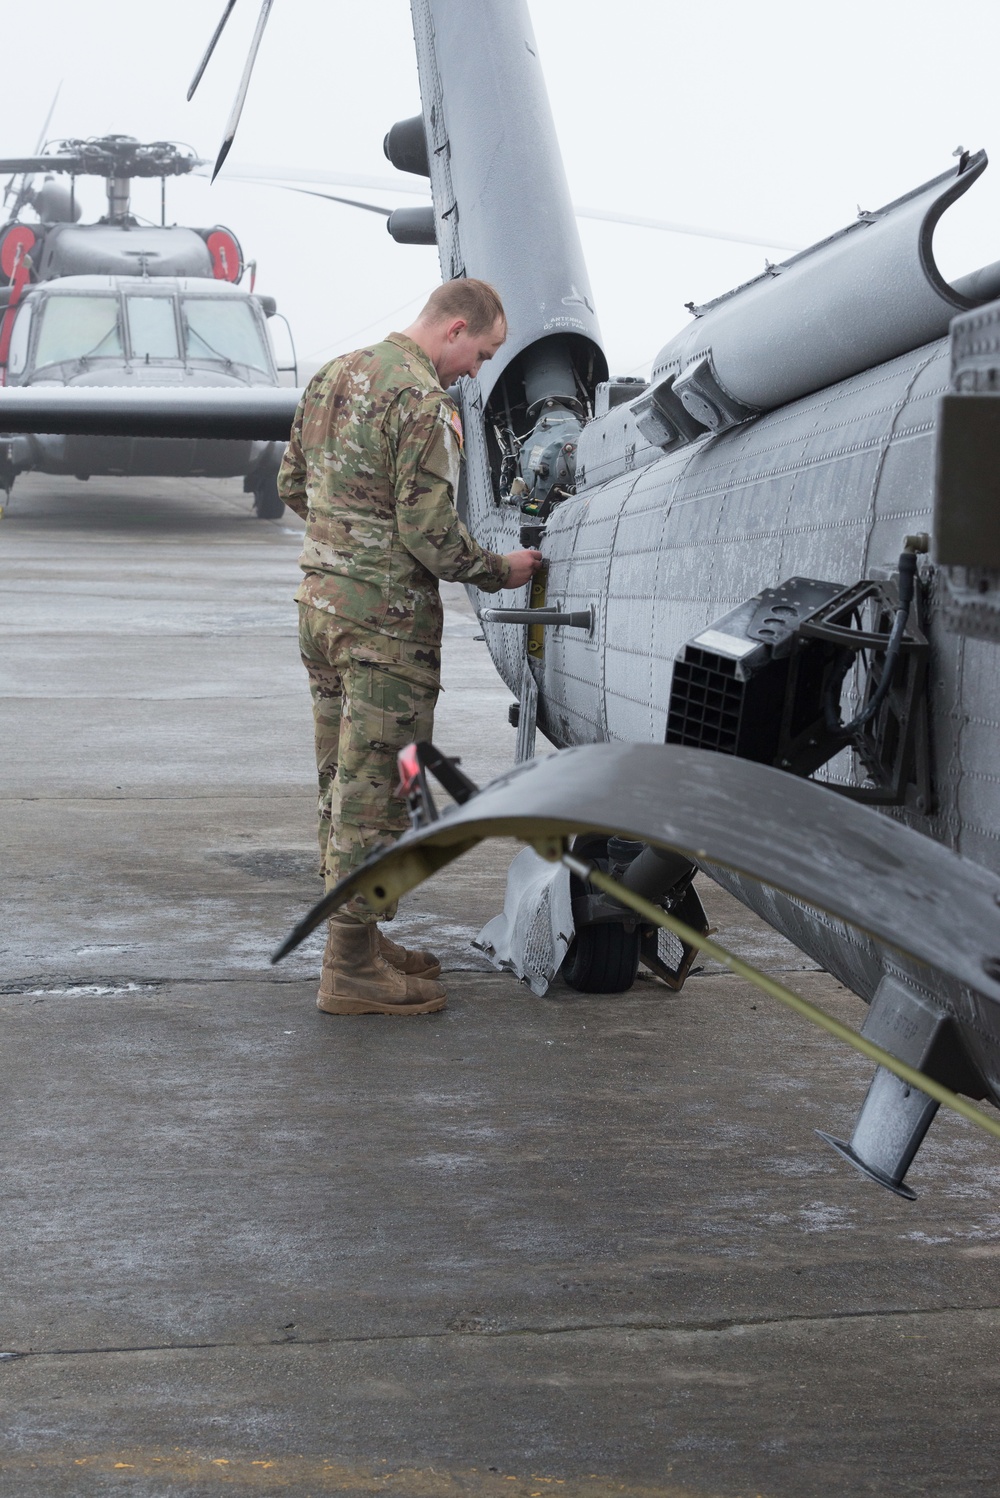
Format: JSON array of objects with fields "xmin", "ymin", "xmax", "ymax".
[{"xmin": 278, "ymin": 278, "xmax": 542, "ymax": 1016}]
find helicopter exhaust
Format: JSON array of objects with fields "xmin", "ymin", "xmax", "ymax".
[
  {"xmin": 386, "ymin": 206, "xmax": 436, "ymax": 246},
  {"xmin": 383, "ymin": 115, "xmax": 429, "ymax": 179}
]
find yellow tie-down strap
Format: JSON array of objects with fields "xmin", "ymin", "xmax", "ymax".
[{"xmin": 553, "ymin": 845, "xmax": 1000, "ymax": 1145}]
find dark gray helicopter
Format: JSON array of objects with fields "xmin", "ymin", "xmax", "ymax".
[
  {"xmin": 0, "ymin": 134, "xmax": 294, "ymax": 515},
  {"xmin": 4, "ymin": 0, "xmax": 1000, "ymax": 1202}
]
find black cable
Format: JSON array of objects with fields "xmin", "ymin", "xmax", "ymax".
[{"xmin": 825, "ymin": 550, "xmax": 917, "ymax": 737}]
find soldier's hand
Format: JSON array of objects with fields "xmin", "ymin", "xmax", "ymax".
[{"xmin": 503, "ymin": 549, "xmax": 543, "ymax": 588}]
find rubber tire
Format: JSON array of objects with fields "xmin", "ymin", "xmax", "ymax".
[
  {"xmin": 562, "ymin": 921, "xmax": 641, "ymax": 994},
  {"xmin": 252, "ymin": 470, "xmax": 285, "ymax": 519}
]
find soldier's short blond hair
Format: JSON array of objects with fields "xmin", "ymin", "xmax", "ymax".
[{"xmin": 420, "ymin": 278, "xmax": 507, "ymax": 337}]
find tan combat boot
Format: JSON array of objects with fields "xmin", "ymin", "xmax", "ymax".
[
  {"xmin": 318, "ymin": 912, "xmax": 446, "ymax": 1016},
  {"xmin": 377, "ymin": 928, "xmax": 442, "ymax": 980}
]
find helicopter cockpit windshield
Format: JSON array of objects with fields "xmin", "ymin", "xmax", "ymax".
[
  {"xmin": 34, "ymin": 295, "xmax": 123, "ymax": 370},
  {"xmin": 18, "ymin": 285, "xmax": 275, "ymax": 383},
  {"xmin": 127, "ymin": 296, "xmax": 179, "ymax": 361},
  {"xmin": 182, "ymin": 297, "xmax": 269, "ymax": 373}
]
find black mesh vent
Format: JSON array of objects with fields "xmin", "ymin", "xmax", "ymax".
[{"xmin": 666, "ymin": 646, "xmax": 746, "ymax": 754}]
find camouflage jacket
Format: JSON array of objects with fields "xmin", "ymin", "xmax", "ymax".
[{"xmin": 278, "ymin": 332, "xmax": 510, "ymax": 644}]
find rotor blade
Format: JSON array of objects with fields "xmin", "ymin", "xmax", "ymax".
[
  {"xmin": 287, "ymin": 188, "xmax": 391, "ymax": 215},
  {"xmin": 212, "ymin": 170, "xmax": 395, "ymax": 216},
  {"xmin": 220, "ymin": 163, "xmax": 439, "ymax": 196},
  {"xmin": 573, "ymin": 205, "xmax": 801, "ymax": 252},
  {"xmin": 268, "ymin": 740, "xmax": 1000, "ymax": 999},
  {"xmin": 211, "ymin": 0, "xmax": 276, "ymax": 182},
  {"xmin": 0, "ymin": 156, "xmax": 79, "ymax": 177},
  {"xmin": 218, "ymin": 162, "xmax": 801, "ymax": 252},
  {"xmin": 3, "ymin": 83, "xmax": 63, "ymax": 224},
  {"xmin": 188, "ymin": 0, "xmax": 240, "ymax": 101},
  {"xmin": 3, "ymin": 166, "xmax": 23, "ymax": 213},
  {"xmin": 32, "ymin": 81, "xmax": 62, "ymax": 155},
  {"xmin": 251, "ymin": 182, "xmax": 393, "ymax": 216}
]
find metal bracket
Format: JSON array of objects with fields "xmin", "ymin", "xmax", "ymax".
[
  {"xmin": 396, "ymin": 740, "xmax": 479, "ymax": 829},
  {"xmin": 638, "ymin": 881, "xmax": 710, "ymax": 991},
  {"xmin": 673, "ymin": 350, "xmax": 757, "ymax": 433},
  {"xmin": 667, "ymin": 574, "xmax": 931, "ymax": 808}
]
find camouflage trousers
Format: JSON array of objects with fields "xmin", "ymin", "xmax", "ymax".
[{"xmin": 298, "ymin": 602, "xmax": 441, "ymax": 918}]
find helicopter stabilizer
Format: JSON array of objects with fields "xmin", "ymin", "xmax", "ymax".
[{"xmin": 0, "ymin": 385, "xmax": 299, "ymax": 442}]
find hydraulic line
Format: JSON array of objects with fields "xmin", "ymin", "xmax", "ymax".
[{"xmin": 562, "ymin": 853, "xmax": 1000, "ymax": 1146}]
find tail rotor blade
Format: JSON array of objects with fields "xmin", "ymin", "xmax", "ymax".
[
  {"xmin": 187, "ymin": 0, "xmax": 239, "ymax": 101},
  {"xmin": 211, "ymin": 0, "xmax": 276, "ymax": 182}
]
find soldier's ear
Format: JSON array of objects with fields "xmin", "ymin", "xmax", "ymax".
[{"xmin": 446, "ymin": 318, "xmax": 468, "ymax": 343}]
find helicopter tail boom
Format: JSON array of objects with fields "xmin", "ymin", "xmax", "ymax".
[{"xmin": 403, "ymin": 0, "xmax": 608, "ymax": 420}]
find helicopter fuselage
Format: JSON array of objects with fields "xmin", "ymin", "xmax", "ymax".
[{"xmin": 461, "ymin": 325, "xmax": 1000, "ymax": 1094}]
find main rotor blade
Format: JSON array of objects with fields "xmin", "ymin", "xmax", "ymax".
[
  {"xmin": 33, "ymin": 81, "xmax": 62, "ymax": 153},
  {"xmin": 219, "ymin": 162, "xmax": 801, "ymax": 252},
  {"xmin": 574, "ymin": 204, "xmax": 801, "ymax": 252},
  {"xmin": 3, "ymin": 83, "xmax": 63, "ymax": 225},
  {"xmin": 188, "ymin": 0, "xmax": 239, "ymax": 101},
  {"xmin": 211, "ymin": 0, "xmax": 276, "ymax": 182},
  {"xmin": 0, "ymin": 156, "xmax": 79, "ymax": 176},
  {"xmin": 213, "ymin": 163, "xmax": 428, "ymax": 197},
  {"xmin": 250, "ymin": 182, "xmax": 393, "ymax": 216}
]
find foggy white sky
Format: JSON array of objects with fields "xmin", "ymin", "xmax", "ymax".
[{"xmin": 5, "ymin": 0, "xmax": 1000, "ymax": 380}]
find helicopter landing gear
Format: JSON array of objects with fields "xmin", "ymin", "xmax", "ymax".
[
  {"xmin": 560, "ymin": 832, "xmax": 705, "ymax": 994},
  {"xmin": 562, "ymin": 833, "xmax": 642, "ymax": 994},
  {"xmin": 562, "ymin": 921, "xmax": 641, "ymax": 993},
  {"xmin": 0, "ymin": 447, "xmax": 16, "ymax": 501},
  {"xmin": 246, "ymin": 451, "xmax": 285, "ymax": 519},
  {"xmin": 252, "ymin": 470, "xmax": 285, "ymax": 519}
]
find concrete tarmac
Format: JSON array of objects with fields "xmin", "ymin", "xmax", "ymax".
[{"xmin": 2, "ymin": 473, "xmax": 999, "ymax": 1497}]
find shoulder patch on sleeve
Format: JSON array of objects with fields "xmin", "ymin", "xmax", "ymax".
[{"xmin": 447, "ymin": 406, "xmax": 464, "ymax": 451}]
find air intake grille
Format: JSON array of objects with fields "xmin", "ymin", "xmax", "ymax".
[
  {"xmin": 666, "ymin": 579, "xmax": 848, "ymax": 765},
  {"xmin": 667, "ymin": 646, "xmax": 745, "ymax": 753}
]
